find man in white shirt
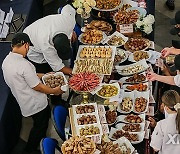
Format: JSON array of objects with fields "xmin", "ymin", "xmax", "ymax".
[
  {"xmin": 23, "ymin": 4, "xmax": 76, "ymax": 75},
  {"xmin": 2, "ymin": 33, "xmax": 64, "ymax": 153}
]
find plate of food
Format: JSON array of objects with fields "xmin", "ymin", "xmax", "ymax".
[
  {"xmin": 78, "ymin": 29, "xmax": 106, "ymax": 45},
  {"xmin": 69, "ymin": 72, "xmax": 100, "ymax": 92},
  {"xmin": 116, "ymin": 59, "xmax": 149, "ymax": 76},
  {"xmin": 105, "ymin": 110, "xmax": 117, "ymax": 125},
  {"xmin": 113, "ymin": 137, "xmax": 135, "ymax": 154},
  {"xmin": 109, "ymin": 127, "xmax": 145, "ymax": 144},
  {"xmin": 96, "ymin": 139, "xmax": 133, "ymax": 154},
  {"xmin": 114, "ymin": 48, "xmax": 128, "ymax": 65},
  {"xmin": 127, "ymin": 7, "xmax": 147, "ymax": 17},
  {"xmin": 85, "ymin": 20, "xmax": 112, "ymax": 34},
  {"xmin": 116, "ymin": 123, "xmax": 145, "ymax": 132},
  {"xmin": 75, "ymin": 114, "xmax": 100, "ymax": 126},
  {"xmin": 61, "ymin": 136, "xmax": 96, "ymax": 154},
  {"xmin": 105, "ymin": 31, "xmax": 128, "ymax": 47},
  {"xmin": 124, "ymin": 37, "xmax": 150, "ymax": 52},
  {"xmin": 72, "ymin": 103, "xmax": 98, "ymax": 115},
  {"xmin": 133, "ymin": 91, "xmax": 149, "ymax": 113},
  {"xmin": 96, "ymin": 83, "xmax": 120, "ymax": 99},
  {"xmin": 113, "ymin": 10, "xmax": 139, "ymax": 24},
  {"xmin": 128, "ymin": 50, "xmax": 152, "ymax": 62},
  {"xmin": 76, "ymin": 124, "xmax": 103, "ymax": 137},
  {"xmin": 120, "ymin": 72, "xmax": 148, "ymax": 83},
  {"xmin": 93, "ymin": 0, "xmax": 122, "ymax": 11},
  {"xmin": 77, "ymin": 45, "xmax": 116, "ymax": 59},
  {"xmin": 123, "ymin": 82, "xmax": 149, "ymax": 92},
  {"xmin": 42, "ymin": 72, "xmax": 68, "ymax": 92},
  {"xmin": 118, "ymin": 91, "xmax": 134, "ymax": 114},
  {"xmin": 117, "ymin": 113, "xmax": 145, "ymax": 124}
]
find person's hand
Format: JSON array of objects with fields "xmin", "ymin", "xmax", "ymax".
[
  {"xmin": 147, "ymin": 72, "xmax": 158, "ymax": 81},
  {"xmin": 53, "ymin": 86, "xmax": 65, "ymax": 95},
  {"xmin": 148, "ymin": 117, "xmax": 157, "ymax": 128},
  {"xmin": 71, "ymin": 31, "xmax": 77, "ymax": 43},
  {"xmin": 161, "ymin": 47, "xmax": 174, "ymax": 58}
]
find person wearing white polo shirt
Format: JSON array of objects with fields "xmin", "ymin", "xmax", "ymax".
[{"xmin": 2, "ymin": 33, "xmax": 64, "ymax": 153}]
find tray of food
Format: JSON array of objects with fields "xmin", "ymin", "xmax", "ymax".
[
  {"xmin": 119, "ymin": 72, "xmax": 148, "ymax": 84},
  {"xmin": 73, "ymin": 58, "xmax": 114, "ymax": 75},
  {"xmin": 127, "ymin": 7, "xmax": 147, "ymax": 17},
  {"xmin": 113, "ymin": 10, "xmax": 139, "ymax": 24},
  {"xmin": 124, "ymin": 37, "xmax": 150, "ymax": 52},
  {"xmin": 76, "ymin": 124, "xmax": 103, "ymax": 137},
  {"xmin": 116, "ymin": 123, "xmax": 145, "ymax": 132},
  {"xmin": 109, "ymin": 127, "xmax": 145, "ymax": 144},
  {"xmin": 85, "ymin": 20, "xmax": 112, "ymax": 34},
  {"xmin": 117, "ymin": 113, "xmax": 145, "ymax": 124},
  {"xmin": 75, "ymin": 113, "xmax": 100, "ymax": 126},
  {"xmin": 116, "ymin": 59, "xmax": 149, "ymax": 76},
  {"xmin": 118, "ymin": 91, "xmax": 134, "ymax": 114},
  {"xmin": 78, "ymin": 29, "xmax": 106, "ymax": 45},
  {"xmin": 42, "ymin": 72, "xmax": 68, "ymax": 92},
  {"xmin": 105, "ymin": 110, "xmax": 117, "ymax": 125},
  {"xmin": 133, "ymin": 91, "xmax": 149, "ymax": 113},
  {"xmin": 96, "ymin": 83, "xmax": 120, "ymax": 99},
  {"xmin": 114, "ymin": 48, "xmax": 128, "ymax": 65},
  {"xmin": 113, "ymin": 137, "xmax": 135, "ymax": 154},
  {"xmin": 93, "ymin": 0, "xmax": 122, "ymax": 11},
  {"xmin": 128, "ymin": 50, "xmax": 152, "ymax": 62},
  {"xmin": 76, "ymin": 45, "xmax": 116, "ymax": 60},
  {"xmin": 69, "ymin": 72, "xmax": 100, "ymax": 92},
  {"xmin": 123, "ymin": 82, "xmax": 149, "ymax": 92},
  {"xmin": 61, "ymin": 136, "xmax": 96, "ymax": 154},
  {"xmin": 104, "ymin": 31, "xmax": 128, "ymax": 47},
  {"xmin": 72, "ymin": 103, "xmax": 98, "ymax": 115}
]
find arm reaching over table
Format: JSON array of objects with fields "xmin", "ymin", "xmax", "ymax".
[
  {"xmin": 147, "ymin": 72, "xmax": 177, "ymax": 86},
  {"xmin": 161, "ymin": 47, "xmax": 180, "ymax": 58}
]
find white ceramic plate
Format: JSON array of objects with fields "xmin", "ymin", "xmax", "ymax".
[
  {"xmin": 116, "ymin": 59, "xmax": 149, "ymax": 76},
  {"xmin": 104, "ymin": 31, "xmax": 128, "ymax": 47},
  {"xmin": 116, "ymin": 113, "xmax": 146, "ymax": 124},
  {"xmin": 42, "ymin": 72, "xmax": 68, "ymax": 93},
  {"xmin": 133, "ymin": 90, "xmax": 150, "ymax": 114},
  {"xmin": 128, "ymin": 51, "xmax": 152, "ymax": 62},
  {"xmin": 115, "ymin": 123, "xmax": 145, "ymax": 132},
  {"xmin": 127, "ymin": 7, "xmax": 147, "ymax": 17},
  {"xmin": 119, "ymin": 72, "xmax": 148, "ymax": 84},
  {"xmin": 117, "ymin": 91, "xmax": 134, "ymax": 114},
  {"xmin": 122, "ymin": 82, "xmax": 149, "ymax": 92},
  {"xmin": 114, "ymin": 48, "xmax": 129, "ymax": 65},
  {"xmin": 114, "ymin": 137, "xmax": 135, "ymax": 154},
  {"xmin": 96, "ymin": 83, "xmax": 121, "ymax": 99}
]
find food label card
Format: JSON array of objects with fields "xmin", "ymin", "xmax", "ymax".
[
  {"xmin": 144, "ymin": 129, "xmax": 150, "ymax": 139},
  {"xmin": 138, "ymin": 0, "xmax": 146, "ymax": 8},
  {"xmin": 146, "ymin": 106, "xmax": 154, "ymax": 116},
  {"xmin": 97, "ymin": 105, "xmax": 106, "ymax": 114},
  {"xmin": 119, "ymin": 24, "xmax": 133, "ymax": 34},
  {"xmin": 99, "ymin": 114, "xmax": 107, "ymax": 124},
  {"xmin": 90, "ymin": 135, "xmax": 102, "ymax": 144},
  {"xmin": 102, "ymin": 124, "xmax": 109, "ymax": 134},
  {"xmin": 94, "ymin": 149, "xmax": 101, "ymax": 154}
]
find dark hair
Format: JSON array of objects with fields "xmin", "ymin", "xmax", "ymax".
[{"xmin": 162, "ymin": 90, "xmax": 180, "ymax": 133}]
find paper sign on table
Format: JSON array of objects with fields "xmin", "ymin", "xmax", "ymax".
[
  {"xmin": 99, "ymin": 114, "xmax": 107, "ymax": 124},
  {"xmin": 90, "ymin": 135, "xmax": 102, "ymax": 144},
  {"xmin": 138, "ymin": 0, "xmax": 146, "ymax": 8},
  {"xmin": 98, "ymin": 105, "xmax": 106, "ymax": 114},
  {"xmin": 144, "ymin": 129, "xmax": 150, "ymax": 139},
  {"xmin": 149, "ymin": 41, "xmax": 155, "ymax": 49},
  {"xmin": 0, "ymin": 9, "xmax": 5, "ymax": 25},
  {"xmin": 155, "ymin": 58, "xmax": 164, "ymax": 70},
  {"xmin": 5, "ymin": 7, "xmax": 14, "ymax": 23},
  {"xmin": 102, "ymin": 124, "xmax": 109, "ymax": 134},
  {"xmin": 0, "ymin": 23, "xmax": 9, "ymax": 38},
  {"xmin": 148, "ymin": 50, "xmax": 161, "ymax": 64},
  {"xmin": 119, "ymin": 24, "xmax": 133, "ymax": 34}
]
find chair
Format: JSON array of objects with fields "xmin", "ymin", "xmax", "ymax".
[
  {"xmin": 40, "ymin": 137, "xmax": 61, "ymax": 154},
  {"xmin": 51, "ymin": 105, "xmax": 68, "ymax": 141}
]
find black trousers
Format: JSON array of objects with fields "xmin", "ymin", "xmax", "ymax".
[{"xmin": 25, "ymin": 105, "xmax": 50, "ymax": 152}]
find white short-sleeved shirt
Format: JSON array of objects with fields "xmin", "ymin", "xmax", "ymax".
[
  {"xmin": 150, "ymin": 113, "xmax": 180, "ymax": 154},
  {"xmin": 23, "ymin": 4, "xmax": 76, "ymax": 72},
  {"xmin": 2, "ymin": 52, "xmax": 48, "ymax": 117},
  {"xmin": 174, "ymin": 74, "xmax": 180, "ymax": 87}
]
